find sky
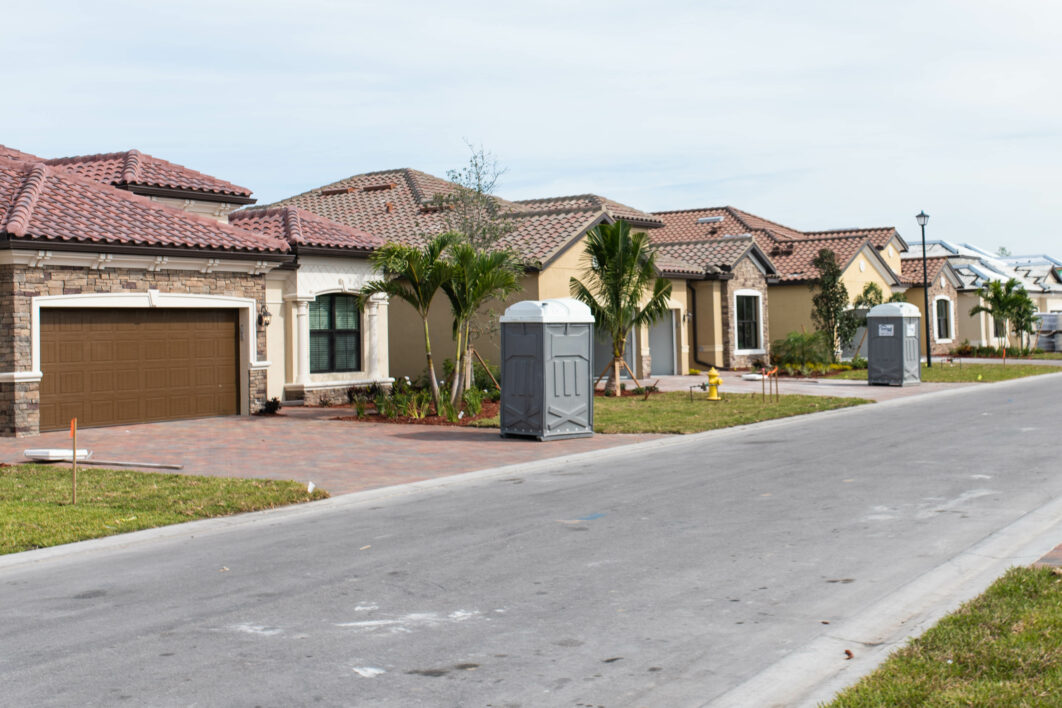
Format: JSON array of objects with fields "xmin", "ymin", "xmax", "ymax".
[{"xmin": 4, "ymin": 0, "xmax": 1060, "ymax": 254}]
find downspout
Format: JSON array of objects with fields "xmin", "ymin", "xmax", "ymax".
[{"xmin": 688, "ymin": 282, "xmax": 715, "ymax": 370}]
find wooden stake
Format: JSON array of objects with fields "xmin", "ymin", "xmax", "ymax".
[
  {"xmin": 71, "ymin": 417, "xmax": 77, "ymax": 505},
  {"xmin": 619, "ymin": 358, "xmax": 644, "ymax": 391},
  {"xmin": 470, "ymin": 348, "xmax": 501, "ymax": 391}
]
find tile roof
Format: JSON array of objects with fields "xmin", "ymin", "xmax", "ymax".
[
  {"xmin": 900, "ymin": 256, "xmax": 949, "ymax": 286},
  {"xmin": 764, "ymin": 235, "xmax": 873, "ymax": 283},
  {"xmin": 650, "ymin": 206, "xmax": 903, "ymax": 283},
  {"xmin": 265, "ymin": 168, "xmax": 618, "ymax": 267},
  {"xmin": 229, "ymin": 206, "xmax": 384, "ymax": 252},
  {"xmin": 0, "ymin": 158, "xmax": 287, "ymax": 255},
  {"xmin": 0, "ymin": 144, "xmax": 43, "ymax": 163},
  {"xmin": 44, "ymin": 150, "xmax": 253, "ymax": 198},
  {"xmin": 516, "ymin": 194, "xmax": 663, "ymax": 227},
  {"xmin": 654, "ymin": 236, "xmax": 772, "ymax": 276},
  {"xmin": 805, "ymin": 227, "xmax": 902, "ymax": 250}
]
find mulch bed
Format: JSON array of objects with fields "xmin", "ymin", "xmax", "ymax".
[{"xmin": 331, "ymin": 400, "xmax": 501, "ymax": 427}]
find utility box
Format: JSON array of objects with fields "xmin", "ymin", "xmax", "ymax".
[
  {"xmin": 499, "ymin": 298, "xmax": 595, "ymax": 440},
  {"xmin": 867, "ymin": 302, "xmax": 921, "ymax": 386}
]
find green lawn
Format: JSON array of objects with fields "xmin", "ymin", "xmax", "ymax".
[
  {"xmin": 0, "ymin": 464, "xmax": 328, "ymax": 555},
  {"xmin": 471, "ymin": 391, "xmax": 870, "ymax": 434},
  {"xmin": 833, "ymin": 363, "xmax": 1056, "ymax": 383},
  {"xmin": 1029, "ymin": 352, "xmax": 1062, "ymax": 360},
  {"xmin": 826, "ymin": 566, "xmax": 1062, "ymax": 707}
]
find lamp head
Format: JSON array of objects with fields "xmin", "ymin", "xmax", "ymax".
[{"xmin": 915, "ymin": 211, "xmax": 929, "ymax": 227}]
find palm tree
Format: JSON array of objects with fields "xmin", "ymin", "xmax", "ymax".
[
  {"xmin": 570, "ymin": 219, "xmax": 672, "ymax": 394},
  {"xmin": 441, "ymin": 241, "xmax": 523, "ymax": 404},
  {"xmin": 361, "ymin": 233, "xmax": 460, "ymax": 411},
  {"xmin": 969, "ymin": 277, "xmax": 1025, "ymax": 365}
]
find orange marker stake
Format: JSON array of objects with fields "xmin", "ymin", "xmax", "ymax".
[{"xmin": 70, "ymin": 418, "xmax": 77, "ymax": 505}]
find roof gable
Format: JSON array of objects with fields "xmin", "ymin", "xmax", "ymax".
[
  {"xmin": 44, "ymin": 150, "xmax": 253, "ymax": 200},
  {"xmin": 230, "ymin": 206, "xmax": 384, "ymax": 253},
  {"xmin": 0, "ymin": 158, "xmax": 287, "ymax": 255}
]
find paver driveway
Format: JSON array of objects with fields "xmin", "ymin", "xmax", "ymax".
[{"xmin": 0, "ymin": 408, "xmax": 663, "ymax": 495}]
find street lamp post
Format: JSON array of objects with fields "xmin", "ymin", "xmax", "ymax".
[{"xmin": 916, "ymin": 211, "xmax": 932, "ymax": 368}]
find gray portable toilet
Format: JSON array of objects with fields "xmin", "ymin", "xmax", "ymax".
[
  {"xmin": 867, "ymin": 302, "xmax": 921, "ymax": 386},
  {"xmin": 499, "ymin": 298, "xmax": 595, "ymax": 440}
]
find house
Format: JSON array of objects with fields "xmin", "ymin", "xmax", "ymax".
[
  {"xmin": 229, "ymin": 207, "xmax": 391, "ymax": 405},
  {"xmin": 904, "ymin": 241, "xmax": 1062, "ymax": 348},
  {"xmin": 899, "ymin": 257, "xmax": 963, "ymax": 356},
  {"xmin": 0, "ymin": 148, "xmax": 290, "ymax": 436},
  {"xmin": 651, "ymin": 206, "xmax": 905, "ymax": 365},
  {"xmin": 263, "ymin": 171, "xmax": 698, "ymax": 382}
]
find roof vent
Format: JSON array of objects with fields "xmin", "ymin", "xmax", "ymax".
[
  {"xmin": 696, "ymin": 216, "xmax": 724, "ymax": 224},
  {"xmin": 363, "ymin": 183, "xmax": 395, "ymax": 192},
  {"xmin": 321, "ymin": 186, "xmax": 355, "ymax": 196}
]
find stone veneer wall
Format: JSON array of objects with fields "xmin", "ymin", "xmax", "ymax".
[
  {"xmin": 924, "ymin": 276, "xmax": 959, "ymax": 357},
  {"xmin": 0, "ymin": 264, "xmax": 268, "ymax": 437},
  {"xmin": 720, "ymin": 257, "xmax": 770, "ymax": 369}
]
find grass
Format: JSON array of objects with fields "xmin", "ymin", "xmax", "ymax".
[
  {"xmin": 0, "ymin": 464, "xmax": 328, "ymax": 555},
  {"xmin": 832, "ymin": 362, "xmax": 1057, "ymax": 383},
  {"xmin": 826, "ymin": 566, "xmax": 1062, "ymax": 707},
  {"xmin": 470, "ymin": 391, "xmax": 870, "ymax": 434},
  {"xmin": 1029, "ymin": 352, "xmax": 1062, "ymax": 360}
]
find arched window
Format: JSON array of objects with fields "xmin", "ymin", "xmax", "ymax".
[{"xmin": 309, "ymin": 294, "xmax": 361, "ymax": 373}]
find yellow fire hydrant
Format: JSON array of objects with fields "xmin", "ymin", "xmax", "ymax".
[{"xmin": 706, "ymin": 367, "xmax": 723, "ymax": 401}]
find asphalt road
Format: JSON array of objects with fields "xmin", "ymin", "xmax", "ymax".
[{"xmin": 3, "ymin": 373, "xmax": 1062, "ymax": 707}]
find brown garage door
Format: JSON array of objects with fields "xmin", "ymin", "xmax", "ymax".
[{"xmin": 40, "ymin": 308, "xmax": 239, "ymax": 431}]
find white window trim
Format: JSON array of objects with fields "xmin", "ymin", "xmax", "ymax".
[
  {"xmin": 932, "ymin": 294, "xmax": 955, "ymax": 344},
  {"xmin": 4, "ymin": 292, "xmax": 268, "ymax": 415},
  {"xmin": 733, "ymin": 289, "xmax": 766, "ymax": 355}
]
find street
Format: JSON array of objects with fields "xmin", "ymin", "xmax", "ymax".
[{"xmin": 3, "ymin": 373, "xmax": 1062, "ymax": 707}]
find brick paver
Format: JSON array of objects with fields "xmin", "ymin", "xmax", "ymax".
[{"xmin": 0, "ymin": 409, "xmax": 662, "ymax": 496}]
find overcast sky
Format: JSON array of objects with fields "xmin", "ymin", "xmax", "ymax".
[{"xmin": 5, "ymin": 1, "xmax": 1059, "ymax": 254}]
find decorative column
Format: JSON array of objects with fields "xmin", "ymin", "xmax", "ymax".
[
  {"xmin": 295, "ymin": 298, "xmax": 312, "ymax": 387},
  {"xmin": 365, "ymin": 296, "xmax": 379, "ymax": 380}
]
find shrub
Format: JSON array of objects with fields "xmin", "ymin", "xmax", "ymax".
[
  {"xmin": 689, "ymin": 368, "xmax": 702, "ymax": 375},
  {"xmin": 772, "ymin": 331, "xmax": 831, "ymax": 368},
  {"xmin": 261, "ymin": 397, "xmax": 282, "ymax": 415},
  {"xmin": 463, "ymin": 388, "xmax": 484, "ymax": 417},
  {"xmin": 850, "ymin": 356, "xmax": 868, "ymax": 370},
  {"xmin": 374, "ymin": 393, "xmax": 397, "ymax": 419},
  {"xmin": 487, "ymin": 388, "xmax": 502, "ymax": 402},
  {"xmin": 439, "ymin": 399, "xmax": 460, "ymax": 423}
]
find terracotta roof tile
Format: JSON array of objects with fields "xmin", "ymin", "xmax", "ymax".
[
  {"xmin": 517, "ymin": 194, "xmax": 663, "ymax": 227},
  {"xmin": 805, "ymin": 227, "xmax": 900, "ymax": 250},
  {"xmin": 266, "ymin": 168, "xmax": 615, "ymax": 267},
  {"xmin": 44, "ymin": 149, "xmax": 253, "ymax": 198},
  {"xmin": 0, "ymin": 144, "xmax": 43, "ymax": 163},
  {"xmin": 655, "ymin": 236, "xmax": 761, "ymax": 274},
  {"xmin": 0, "ymin": 158, "xmax": 287, "ymax": 254},
  {"xmin": 230, "ymin": 206, "xmax": 384, "ymax": 252},
  {"xmin": 760, "ymin": 234, "xmax": 872, "ymax": 282},
  {"xmin": 900, "ymin": 256, "xmax": 949, "ymax": 286}
]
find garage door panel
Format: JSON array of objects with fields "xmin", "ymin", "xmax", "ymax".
[{"xmin": 40, "ymin": 308, "xmax": 239, "ymax": 431}]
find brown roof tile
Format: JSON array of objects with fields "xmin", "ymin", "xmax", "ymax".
[
  {"xmin": 0, "ymin": 144, "xmax": 43, "ymax": 163},
  {"xmin": 0, "ymin": 158, "xmax": 287, "ymax": 254},
  {"xmin": 900, "ymin": 256, "xmax": 949, "ymax": 286},
  {"xmin": 230, "ymin": 206, "xmax": 384, "ymax": 252},
  {"xmin": 266, "ymin": 168, "xmax": 617, "ymax": 267},
  {"xmin": 44, "ymin": 150, "xmax": 253, "ymax": 198},
  {"xmin": 517, "ymin": 194, "xmax": 663, "ymax": 227}
]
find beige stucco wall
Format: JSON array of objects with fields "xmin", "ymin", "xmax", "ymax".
[
  {"xmin": 879, "ymin": 238, "xmax": 904, "ymax": 274},
  {"xmin": 536, "ymin": 236, "xmax": 588, "ymax": 299},
  {"xmin": 766, "ymin": 284, "xmax": 815, "ymax": 344},
  {"xmin": 688, "ymin": 280, "xmax": 724, "ymax": 368},
  {"xmin": 843, "ymin": 250, "xmax": 895, "ymax": 302}
]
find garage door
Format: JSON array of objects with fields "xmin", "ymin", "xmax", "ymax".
[{"xmin": 39, "ymin": 308, "xmax": 239, "ymax": 431}]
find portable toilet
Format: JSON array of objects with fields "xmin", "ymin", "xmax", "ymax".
[
  {"xmin": 499, "ymin": 298, "xmax": 595, "ymax": 440},
  {"xmin": 867, "ymin": 302, "xmax": 921, "ymax": 386}
]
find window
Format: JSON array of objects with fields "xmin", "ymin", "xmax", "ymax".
[
  {"xmin": 736, "ymin": 294, "xmax": 760, "ymax": 350},
  {"xmin": 993, "ymin": 318, "xmax": 1006, "ymax": 338},
  {"xmin": 309, "ymin": 294, "xmax": 361, "ymax": 373},
  {"xmin": 935, "ymin": 298, "xmax": 952, "ymax": 341}
]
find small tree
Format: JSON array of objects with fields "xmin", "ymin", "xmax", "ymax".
[
  {"xmin": 361, "ymin": 233, "xmax": 460, "ymax": 411},
  {"xmin": 1010, "ymin": 290, "xmax": 1038, "ymax": 351},
  {"xmin": 433, "ymin": 143, "xmax": 515, "ymax": 251},
  {"xmin": 969, "ymin": 277, "xmax": 1025, "ymax": 365},
  {"xmin": 441, "ymin": 241, "xmax": 522, "ymax": 404},
  {"xmin": 810, "ymin": 249, "xmax": 855, "ymax": 361},
  {"xmin": 570, "ymin": 220, "xmax": 672, "ymax": 394}
]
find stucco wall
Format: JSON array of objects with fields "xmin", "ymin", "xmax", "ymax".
[{"xmin": 689, "ymin": 280, "xmax": 724, "ymax": 368}]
